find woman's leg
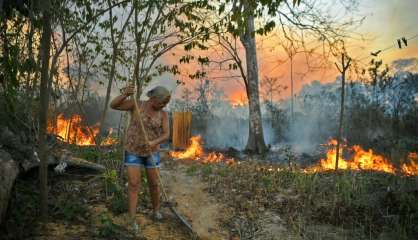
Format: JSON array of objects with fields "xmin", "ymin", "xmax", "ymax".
[
  {"xmin": 145, "ymin": 168, "xmax": 160, "ymax": 212},
  {"xmin": 127, "ymin": 166, "xmax": 141, "ymax": 218}
]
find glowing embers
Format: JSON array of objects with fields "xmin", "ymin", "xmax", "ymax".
[
  {"xmin": 170, "ymin": 135, "xmax": 235, "ymax": 164},
  {"xmin": 307, "ymin": 139, "xmax": 417, "ymax": 175},
  {"xmin": 47, "ymin": 113, "xmax": 115, "ymax": 146}
]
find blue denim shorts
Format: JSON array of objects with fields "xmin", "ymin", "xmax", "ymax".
[{"xmin": 124, "ymin": 151, "xmax": 160, "ymax": 168}]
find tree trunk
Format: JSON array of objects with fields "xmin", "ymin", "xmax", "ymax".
[
  {"xmin": 240, "ymin": 8, "xmax": 267, "ymax": 154},
  {"xmin": 37, "ymin": 0, "xmax": 52, "ymax": 219},
  {"xmin": 335, "ymin": 54, "xmax": 350, "ymax": 170}
]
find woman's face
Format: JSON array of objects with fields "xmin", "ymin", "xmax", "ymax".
[{"xmin": 150, "ymin": 96, "xmax": 170, "ymax": 110}]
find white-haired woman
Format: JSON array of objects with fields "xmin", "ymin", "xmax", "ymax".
[{"xmin": 110, "ymin": 85, "xmax": 171, "ymax": 233}]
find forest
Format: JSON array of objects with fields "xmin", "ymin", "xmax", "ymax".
[{"xmin": 0, "ymin": 0, "xmax": 417, "ymax": 239}]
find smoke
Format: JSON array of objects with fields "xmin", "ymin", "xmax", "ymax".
[
  {"xmin": 281, "ymin": 79, "xmax": 341, "ymax": 154},
  {"xmin": 392, "ymin": 58, "xmax": 418, "ymax": 72}
]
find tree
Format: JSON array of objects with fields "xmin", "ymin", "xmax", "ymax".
[
  {"xmin": 204, "ymin": 0, "xmax": 359, "ymax": 153},
  {"xmin": 278, "ymin": 32, "xmax": 313, "ymax": 121},
  {"xmin": 98, "ymin": 0, "xmax": 134, "ymax": 137},
  {"xmin": 334, "ymin": 52, "xmax": 351, "ymax": 170},
  {"xmin": 261, "ymin": 76, "xmax": 287, "ymax": 128},
  {"xmin": 366, "ymin": 58, "xmax": 390, "ymax": 140},
  {"xmin": 37, "ymin": 0, "xmax": 52, "ymax": 219}
]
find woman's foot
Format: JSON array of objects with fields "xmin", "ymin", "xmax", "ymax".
[{"xmin": 127, "ymin": 216, "xmax": 144, "ymax": 238}]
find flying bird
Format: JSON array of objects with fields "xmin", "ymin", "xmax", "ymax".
[
  {"xmin": 397, "ymin": 39, "xmax": 402, "ymax": 49},
  {"xmin": 402, "ymin": 37, "xmax": 408, "ymax": 47}
]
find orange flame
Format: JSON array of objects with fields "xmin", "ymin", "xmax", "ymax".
[
  {"xmin": 170, "ymin": 135, "xmax": 235, "ymax": 164},
  {"xmin": 229, "ymin": 91, "xmax": 247, "ymax": 108},
  {"xmin": 47, "ymin": 114, "xmax": 116, "ymax": 146},
  {"xmin": 401, "ymin": 152, "xmax": 418, "ymax": 176},
  {"xmin": 307, "ymin": 139, "xmax": 417, "ymax": 175}
]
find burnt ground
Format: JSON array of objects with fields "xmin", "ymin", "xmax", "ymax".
[{"xmin": 1, "ymin": 151, "xmax": 417, "ymax": 240}]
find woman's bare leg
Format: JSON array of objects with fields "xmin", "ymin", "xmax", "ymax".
[
  {"xmin": 127, "ymin": 166, "xmax": 141, "ymax": 218},
  {"xmin": 145, "ymin": 168, "xmax": 160, "ymax": 212}
]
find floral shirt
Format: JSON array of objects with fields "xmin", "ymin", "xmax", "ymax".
[{"xmin": 124, "ymin": 104, "xmax": 163, "ymax": 156}]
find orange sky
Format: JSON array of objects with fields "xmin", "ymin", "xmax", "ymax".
[{"xmin": 159, "ymin": 1, "xmax": 418, "ymax": 105}]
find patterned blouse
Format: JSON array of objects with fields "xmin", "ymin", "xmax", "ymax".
[{"xmin": 124, "ymin": 103, "xmax": 164, "ymax": 156}]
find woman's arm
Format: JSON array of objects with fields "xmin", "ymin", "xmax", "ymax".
[
  {"xmin": 149, "ymin": 111, "xmax": 170, "ymax": 146},
  {"xmin": 110, "ymin": 85, "xmax": 135, "ymax": 111}
]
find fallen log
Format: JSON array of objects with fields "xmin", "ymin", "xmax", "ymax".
[
  {"xmin": 0, "ymin": 126, "xmax": 106, "ymax": 224},
  {"xmin": 0, "ymin": 150, "xmax": 19, "ymax": 225},
  {"xmin": 0, "ymin": 149, "xmax": 105, "ymax": 224}
]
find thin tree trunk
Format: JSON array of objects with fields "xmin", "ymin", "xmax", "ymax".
[
  {"xmin": 38, "ymin": 0, "xmax": 52, "ymax": 219},
  {"xmin": 335, "ymin": 53, "xmax": 351, "ymax": 170},
  {"xmin": 98, "ymin": 3, "xmax": 134, "ymax": 137},
  {"xmin": 240, "ymin": 6, "xmax": 267, "ymax": 154},
  {"xmin": 98, "ymin": 0, "xmax": 118, "ymax": 137}
]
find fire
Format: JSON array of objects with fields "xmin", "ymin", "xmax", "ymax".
[
  {"xmin": 401, "ymin": 152, "xmax": 418, "ymax": 176},
  {"xmin": 307, "ymin": 139, "xmax": 418, "ymax": 175},
  {"xmin": 170, "ymin": 136, "xmax": 204, "ymax": 159},
  {"xmin": 229, "ymin": 91, "xmax": 247, "ymax": 108},
  {"xmin": 170, "ymin": 136, "xmax": 235, "ymax": 164},
  {"xmin": 47, "ymin": 113, "xmax": 116, "ymax": 146}
]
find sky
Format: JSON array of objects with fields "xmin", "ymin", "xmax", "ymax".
[{"xmin": 154, "ymin": 0, "xmax": 418, "ymax": 105}]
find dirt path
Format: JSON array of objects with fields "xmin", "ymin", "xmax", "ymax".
[{"xmin": 161, "ymin": 161, "xmax": 229, "ymax": 240}]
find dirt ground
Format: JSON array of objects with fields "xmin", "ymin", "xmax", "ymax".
[{"xmin": 161, "ymin": 161, "xmax": 230, "ymax": 239}]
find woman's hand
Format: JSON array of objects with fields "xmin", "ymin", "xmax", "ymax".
[
  {"xmin": 110, "ymin": 85, "xmax": 135, "ymax": 110},
  {"xmin": 121, "ymin": 85, "xmax": 135, "ymax": 97},
  {"xmin": 148, "ymin": 140, "xmax": 158, "ymax": 149}
]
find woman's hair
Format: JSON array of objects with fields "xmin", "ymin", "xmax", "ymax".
[{"xmin": 146, "ymin": 86, "xmax": 171, "ymax": 101}]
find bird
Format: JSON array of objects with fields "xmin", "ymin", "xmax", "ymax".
[{"xmin": 402, "ymin": 37, "xmax": 408, "ymax": 47}]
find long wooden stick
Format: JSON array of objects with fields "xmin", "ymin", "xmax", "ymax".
[{"xmin": 131, "ymin": 91, "xmax": 195, "ymax": 235}]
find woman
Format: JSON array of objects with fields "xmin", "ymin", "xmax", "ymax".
[{"xmin": 110, "ymin": 85, "xmax": 170, "ymax": 233}]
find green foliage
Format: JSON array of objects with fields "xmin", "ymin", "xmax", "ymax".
[
  {"xmin": 97, "ymin": 213, "xmax": 122, "ymax": 238},
  {"xmin": 104, "ymin": 169, "xmax": 120, "ymax": 193},
  {"xmin": 76, "ymin": 147, "xmax": 101, "ymax": 162},
  {"xmin": 186, "ymin": 164, "xmax": 199, "ymax": 176},
  {"xmin": 201, "ymin": 164, "xmax": 213, "ymax": 176},
  {"xmin": 109, "ymin": 190, "xmax": 127, "ymax": 215},
  {"xmin": 52, "ymin": 196, "xmax": 88, "ymax": 221},
  {"xmin": 260, "ymin": 174, "xmax": 273, "ymax": 190},
  {"xmin": 103, "ymin": 168, "xmax": 128, "ymax": 214}
]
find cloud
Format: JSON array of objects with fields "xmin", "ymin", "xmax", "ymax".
[{"xmin": 391, "ymin": 58, "xmax": 418, "ymax": 72}]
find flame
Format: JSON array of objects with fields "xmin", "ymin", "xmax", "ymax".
[
  {"xmin": 47, "ymin": 114, "xmax": 116, "ymax": 146},
  {"xmin": 401, "ymin": 152, "xmax": 418, "ymax": 176},
  {"xmin": 229, "ymin": 91, "xmax": 247, "ymax": 108},
  {"xmin": 307, "ymin": 139, "xmax": 417, "ymax": 175},
  {"xmin": 170, "ymin": 136, "xmax": 204, "ymax": 159},
  {"xmin": 170, "ymin": 135, "xmax": 235, "ymax": 164}
]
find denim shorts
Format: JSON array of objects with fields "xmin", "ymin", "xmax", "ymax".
[{"xmin": 124, "ymin": 151, "xmax": 160, "ymax": 168}]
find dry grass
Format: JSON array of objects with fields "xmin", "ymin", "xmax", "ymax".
[{"xmin": 187, "ymin": 160, "xmax": 418, "ymax": 240}]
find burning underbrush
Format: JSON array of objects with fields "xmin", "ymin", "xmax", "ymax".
[
  {"xmin": 172, "ymin": 136, "xmax": 417, "ymax": 238},
  {"xmin": 170, "ymin": 135, "xmax": 235, "ymax": 165},
  {"xmin": 306, "ymin": 139, "xmax": 418, "ymax": 176},
  {"xmin": 47, "ymin": 113, "xmax": 116, "ymax": 146},
  {"xmin": 171, "ymin": 136, "xmax": 418, "ymax": 176}
]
